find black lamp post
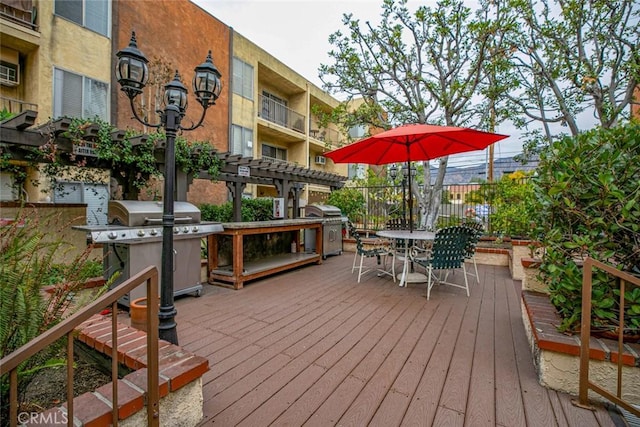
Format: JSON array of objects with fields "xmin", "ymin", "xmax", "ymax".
[
  {"xmin": 389, "ymin": 163, "xmax": 416, "ymax": 228},
  {"xmin": 389, "ymin": 164, "xmax": 405, "ymax": 222},
  {"xmin": 116, "ymin": 32, "xmax": 222, "ymax": 345}
]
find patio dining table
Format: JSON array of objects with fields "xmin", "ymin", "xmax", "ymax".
[{"xmin": 376, "ymin": 229, "xmax": 435, "ymax": 287}]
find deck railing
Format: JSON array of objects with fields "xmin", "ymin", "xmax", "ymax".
[
  {"xmin": 575, "ymin": 257, "xmax": 640, "ymax": 417},
  {"xmin": 0, "ymin": 266, "xmax": 160, "ymax": 427},
  {"xmin": 350, "ymin": 180, "xmax": 532, "ymax": 236}
]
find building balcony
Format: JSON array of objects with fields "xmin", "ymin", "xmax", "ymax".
[
  {"xmin": 258, "ymin": 94, "xmax": 305, "ymax": 135},
  {"xmin": 309, "ymin": 127, "xmax": 345, "ymax": 151},
  {"xmin": 0, "ymin": 0, "xmax": 37, "ymax": 31}
]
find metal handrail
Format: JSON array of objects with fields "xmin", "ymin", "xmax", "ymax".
[
  {"xmin": 0, "ymin": 266, "xmax": 160, "ymax": 427},
  {"xmin": 575, "ymin": 257, "xmax": 640, "ymax": 417}
]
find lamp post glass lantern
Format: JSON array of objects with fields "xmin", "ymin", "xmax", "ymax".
[{"xmin": 116, "ymin": 31, "xmax": 221, "ymax": 345}]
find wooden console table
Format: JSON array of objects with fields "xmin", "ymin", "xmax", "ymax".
[{"xmin": 207, "ymin": 219, "xmax": 323, "ymax": 289}]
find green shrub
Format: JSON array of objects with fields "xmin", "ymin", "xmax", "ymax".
[
  {"xmin": 1, "ymin": 210, "xmax": 108, "ymax": 418},
  {"xmin": 489, "ymin": 171, "xmax": 536, "ymax": 238},
  {"xmin": 200, "ymin": 202, "xmax": 233, "ymax": 222},
  {"xmin": 44, "ymin": 260, "xmax": 103, "ymax": 286},
  {"xmin": 535, "ymin": 121, "xmax": 640, "ymax": 333},
  {"xmin": 200, "ymin": 198, "xmax": 274, "ymax": 222},
  {"xmin": 326, "ymin": 187, "xmax": 365, "ymax": 223}
]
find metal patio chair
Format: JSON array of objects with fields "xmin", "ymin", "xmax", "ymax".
[
  {"xmin": 462, "ymin": 221, "xmax": 484, "ymax": 284},
  {"xmin": 348, "ymin": 222, "xmax": 391, "ymax": 283},
  {"xmin": 414, "ymin": 225, "xmax": 472, "ymax": 300}
]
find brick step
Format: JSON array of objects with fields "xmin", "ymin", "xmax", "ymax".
[{"xmin": 33, "ymin": 314, "xmax": 208, "ymax": 426}]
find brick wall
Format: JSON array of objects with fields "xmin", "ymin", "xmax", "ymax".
[{"xmin": 113, "ymin": 0, "xmax": 231, "ymax": 206}]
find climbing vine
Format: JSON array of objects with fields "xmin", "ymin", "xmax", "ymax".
[{"xmin": 2, "ymin": 115, "xmax": 221, "ymax": 200}]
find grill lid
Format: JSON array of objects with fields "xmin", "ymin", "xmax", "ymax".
[
  {"xmin": 305, "ymin": 204, "xmax": 342, "ymax": 217},
  {"xmin": 108, "ymin": 200, "xmax": 201, "ymax": 226}
]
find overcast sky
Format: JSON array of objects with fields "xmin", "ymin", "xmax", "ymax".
[{"xmin": 192, "ymin": 0, "xmax": 524, "ymax": 166}]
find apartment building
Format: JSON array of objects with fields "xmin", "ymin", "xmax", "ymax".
[
  {"xmin": 1, "ymin": 0, "xmax": 112, "ymax": 219},
  {"xmin": 230, "ymin": 31, "xmax": 349, "ymax": 205},
  {"xmin": 1, "ymin": 0, "xmax": 348, "ymax": 214}
]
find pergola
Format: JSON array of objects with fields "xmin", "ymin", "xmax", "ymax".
[{"xmin": 1, "ymin": 111, "xmax": 348, "ymax": 220}]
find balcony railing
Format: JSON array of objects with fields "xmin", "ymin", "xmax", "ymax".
[
  {"xmin": 0, "ymin": 0, "xmax": 37, "ymax": 30},
  {"xmin": 258, "ymin": 94, "xmax": 305, "ymax": 134},
  {"xmin": 0, "ymin": 95, "xmax": 37, "ymax": 114},
  {"xmin": 260, "ymin": 156, "xmax": 300, "ymax": 168},
  {"xmin": 310, "ymin": 127, "xmax": 345, "ymax": 149}
]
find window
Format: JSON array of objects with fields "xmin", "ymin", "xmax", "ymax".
[
  {"xmin": 55, "ymin": 0, "xmax": 110, "ymax": 37},
  {"xmin": 262, "ymin": 144, "xmax": 287, "ymax": 161},
  {"xmin": 54, "ymin": 68, "xmax": 108, "ymax": 120},
  {"xmin": 0, "ymin": 171, "xmax": 16, "ymax": 201},
  {"xmin": 348, "ymin": 164, "xmax": 366, "ymax": 180},
  {"xmin": 231, "ymin": 125, "xmax": 253, "ymax": 157},
  {"xmin": 232, "ymin": 58, "xmax": 253, "ymax": 99},
  {"xmin": 0, "ymin": 61, "xmax": 19, "ymax": 85},
  {"xmin": 53, "ymin": 182, "xmax": 109, "ymax": 226},
  {"xmin": 348, "ymin": 124, "xmax": 367, "ymax": 139}
]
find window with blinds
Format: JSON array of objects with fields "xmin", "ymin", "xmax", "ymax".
[
  {"xmin": 55, "ymin": 0, "xmax": 110, "ymax": 37},
  {"xmin": 0, "ymin": 171, "xmax": 16, "ymax": 201},
  {"xmin": 231, "ymin": 125, "xmax": 253, "ymax": 157},
  {"xmin": 232, "ymin": 58, "xmax": 254, "ymax": 100},
  {"xmin": 53, "ymin": 68, "xmax": 108, "ymax": 120}
]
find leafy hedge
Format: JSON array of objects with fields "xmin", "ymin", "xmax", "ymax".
[
  {"xmin": 535, "ymin": 121, "xmax": 640, "ymax": 333},
  {"xmin": 200, "ymin": 198, "xmax": 274, "ymax": 222},
  {"xmin": 326, "ymin": 187, "xmax": 365, "ymax": 223}
]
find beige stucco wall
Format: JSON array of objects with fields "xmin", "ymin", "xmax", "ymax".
[
  {"xmin": 0, "ymin": 203, "xmax": 101, "ymax": 264},
  {"xmin": 121, "ymin": 378, "xmax": 204, "ymax": 427}
]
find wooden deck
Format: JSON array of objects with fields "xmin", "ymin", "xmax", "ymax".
[{"xmin": 173, "ymin": 254, "xmax": 615, "ymax": 426}]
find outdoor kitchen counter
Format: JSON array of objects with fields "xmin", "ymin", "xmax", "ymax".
[{"xmin": 207, "ymin": 219, "xmax": 323, "ymax": 289}]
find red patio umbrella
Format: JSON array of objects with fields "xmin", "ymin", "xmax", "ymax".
[{"xmin": 324, "ymin": 124, "xmax": 509, "ymax": 231}]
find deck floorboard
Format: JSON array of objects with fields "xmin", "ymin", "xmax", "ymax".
[{"xmin": 171, "ymin": 254, "xmax": 615, "ymax": 426}]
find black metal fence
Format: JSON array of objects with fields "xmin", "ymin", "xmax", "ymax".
[{"xmin": 350, "ymin": 179, "xmax": 532, "ymax": 237}]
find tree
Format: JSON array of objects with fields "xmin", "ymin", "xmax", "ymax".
[
  {"xmin": 319, "ymin": 0, "xmax": 503, "ymax": 229},
  {"xmin": 496, "ymin": 0, "xmax": 639, "ymax": 155}
]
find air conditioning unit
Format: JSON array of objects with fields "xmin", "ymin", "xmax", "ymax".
[{"xmin": 314, "ymin": 155, "xmax": 326, "ymax": 165}]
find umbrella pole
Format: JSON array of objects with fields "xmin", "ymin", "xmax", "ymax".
[{"xmin": 407, "ymin": 160, "xmax": 413, "ymax": 232}]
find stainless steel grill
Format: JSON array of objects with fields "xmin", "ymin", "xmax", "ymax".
[
  {"xmin": 76, "ymin": 200, "xmax": 223, "ymax": 306},
  {"xmin": 304, "ymin": 204, "xmax": 345, "ymax": 258}
]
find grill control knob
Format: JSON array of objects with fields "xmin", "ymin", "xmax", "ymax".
[
  {"xmin": 192, "ymin": 226, "xmax": 199, "ymax": 233},
  {"xmin": 174, "ymin": 227, "xmax": 180, "ymax": 234},
  {"xmin": 137, "ymin": 229, "xmax": 145, "ymax": 237},
  {"xmin": 150, "ymin": 229, "xmax": 158, "ymax": 236},
  {"xmin": 183, "ymin": 226, "xmax": 189, "ymax": 233},
  {"xmin": 108, "ymin": 231, "xmax": 118, "ymax": 240}
]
